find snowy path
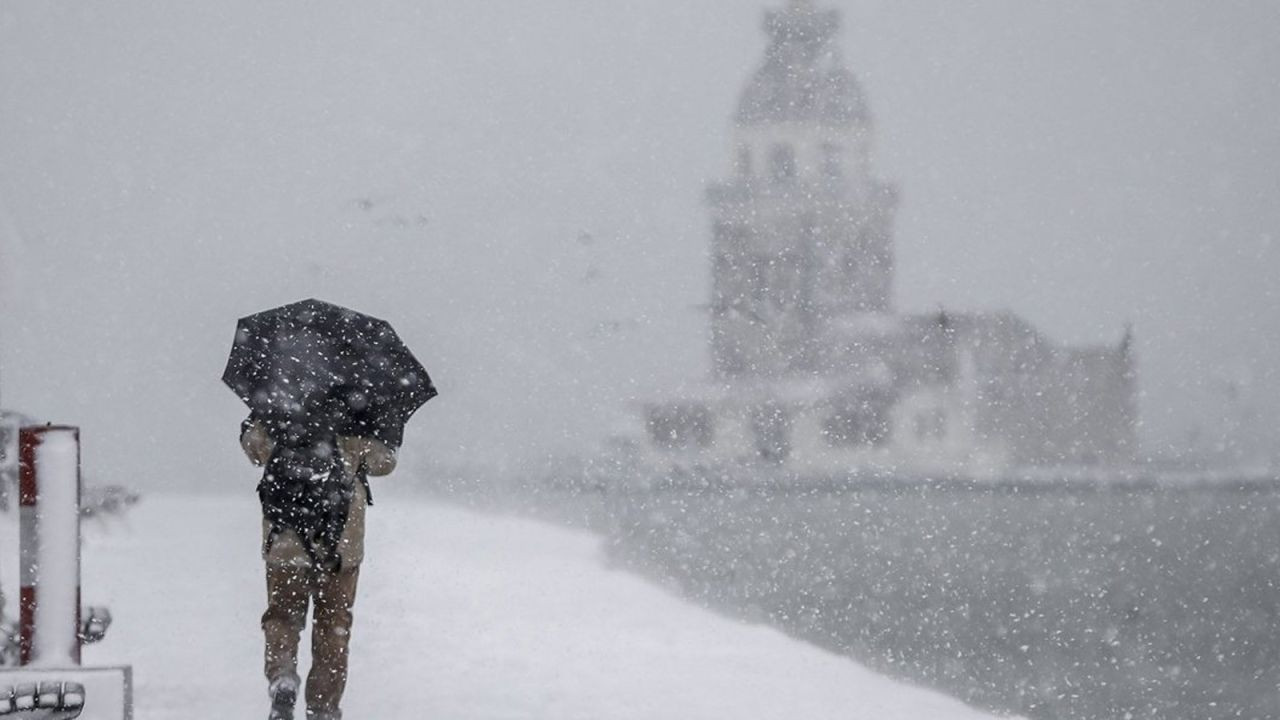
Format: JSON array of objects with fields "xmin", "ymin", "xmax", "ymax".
[{"xmin": 18, "ymin": 495, "xmax": 1005, "ymax": 719}]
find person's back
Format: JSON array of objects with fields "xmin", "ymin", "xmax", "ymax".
[{"xmin": 242, "ymin": 418, "xmax": 396, "ymax": 720}]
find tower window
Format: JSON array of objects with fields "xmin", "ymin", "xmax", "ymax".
[
  {"xmin": 750, "ymin": 403, "xmax": 791, "ymax": 463},
  {"xmin": 647, "ymin": 403, "xmax": 714, "ymax": 449},
  {"xmin": 769, "ymin": 144, "xmax": 796, "ymax": 183},
  {"xmin": 821, "ymin": 143, "xmax": 843, "ymax": 179},
  {"xmin": 735, "ymin": 145, "xmax": 753, "ymax": 177}
]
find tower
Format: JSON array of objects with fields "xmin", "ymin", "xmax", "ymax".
[{"xmin": 707, "ymin": 0, "xmax": 897, "ymax": 378}]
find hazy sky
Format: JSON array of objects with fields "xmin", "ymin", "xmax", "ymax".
[{"xmin": 1, "ymin": 1, "xmax": 1278, "ymax": 488}]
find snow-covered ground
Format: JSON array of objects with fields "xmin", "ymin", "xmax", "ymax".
[{"xmin": 7, "ymin": 495, "xmax": 1007, "ymax": 719}]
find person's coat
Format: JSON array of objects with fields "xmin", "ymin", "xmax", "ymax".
[{"xmin": 240, "ymin": 421, "xmax": 396, "ymax": 569}]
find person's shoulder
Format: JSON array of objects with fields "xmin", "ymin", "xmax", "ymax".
[
  {"xmin": 363, "ymin": 438, "xmax": 398, "ymax": 476},
  {"xmin": 240, "ymin": 419, "xmax": 275, "ymax": 466}
]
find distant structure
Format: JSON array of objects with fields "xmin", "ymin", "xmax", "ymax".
[{"xmin": 632, "ymin": 0, "xmax": 1137, "ymax": 477}]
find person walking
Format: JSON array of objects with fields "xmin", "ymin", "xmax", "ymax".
[
  {"xmin": 241, "ymin": 415, "xmax": 398, "ymax": 720},
  {"xmin": 222, "ymin": 299, "xmax": 437, "ymax": 720}
]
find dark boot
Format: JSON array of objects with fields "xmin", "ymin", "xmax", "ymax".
[{"xmin": 268, "ymin": 675, "xmax": 299, "ymax": 720}]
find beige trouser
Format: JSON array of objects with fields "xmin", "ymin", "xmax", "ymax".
[{"xmin": 263, "ymin": 562, "xmax": 361, "ymax": 714}]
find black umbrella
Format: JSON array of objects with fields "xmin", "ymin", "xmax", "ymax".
[{"xmin": 222, "ymin": 298, "xmax": 437, "ymax": 448}]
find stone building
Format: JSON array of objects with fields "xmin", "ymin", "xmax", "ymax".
[{"xmin": 633, "ymin": 0, "xmax": 1137, "ymax": 478}]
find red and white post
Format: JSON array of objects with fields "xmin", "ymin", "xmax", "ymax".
[{"xmin": 17, "ymin": 425, "xmax": 82, "ymax": 667}]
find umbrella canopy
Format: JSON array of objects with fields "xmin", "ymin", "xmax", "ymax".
[{"xmin": 222, "ymin": 298, "xmax": 437, "ymax": 448}]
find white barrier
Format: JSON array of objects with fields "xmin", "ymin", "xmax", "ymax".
[{"xmin": 18, "ymin": 426, "xmax": 82, "ymax": 667}]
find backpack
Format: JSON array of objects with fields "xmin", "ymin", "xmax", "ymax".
[{"xmin": 258, "ymin": 429, "xmax": 361, "ymax": 574}]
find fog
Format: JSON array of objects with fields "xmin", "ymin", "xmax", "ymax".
[{"xmin": 1, "ymin": 1, "xmax": 1277, "ymax": 490}]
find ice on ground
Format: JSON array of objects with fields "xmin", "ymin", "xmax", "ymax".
[{"xmin": 8, "ymin": 495, "xmax": 1008, "ymax": 719}]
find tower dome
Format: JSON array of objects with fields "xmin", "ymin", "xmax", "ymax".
[{"xmin": 735, "ymin": 1, "xmax": 870, "ymax": 128}]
